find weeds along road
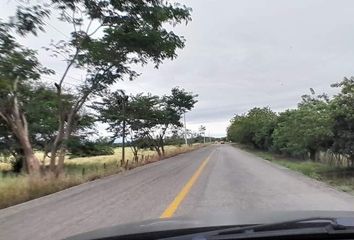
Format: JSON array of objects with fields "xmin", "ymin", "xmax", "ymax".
[{"xmin": 1, "ymin": 144, "xmax": 354, "ymax": 240}]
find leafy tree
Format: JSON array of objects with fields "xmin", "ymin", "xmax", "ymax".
[
  {"xmin": 227, "ymin": 107, "xmax": 277, "ymax": 150},
  {"xmin": 147, "ymin": 87, "xmax": 198, "ymax": 156},
  {"xmin": 0, "ymin": 10, "xmax": 52, "ymax": 174},
  {"xmin": 25, "ymin": 85, "xmax": 96, "ymax": 164},
  {"xmin": 67, "ymin": 137, "xmax": 114, "ymax": 158},
  {"xmin": 198, "ymin": 125, "xmax": 206, "ymax": 143},
  {"xmin": 330, "ymin": 77, "xmax": 354, "ymax": 166},
  {"xmin": 34, "ymin": 0, "xmax": 193, "ymax": 174},
  {"xmin": 272, "ymin": 93, "xmax": 333, "ymax": 159},
  {"xmin": 93, "ymin": 91, "xmax": 160, "ymax": 164},
  {"xmin": 94, "ymin": 88, "xmax": 197, "ymax": 160},
  {"xmin": 127, "ymin": 94, "xmax": 161, "ymax": 161},
  {"xmin": 227, "ymin": 114, "xmax": 247, "ymax": 143},
  {"xmin": 0, "ymin": 119, "xmax": 22, "ymax": 171},
  {"xmin": 164, "ymin": 130, "xmax": 185, "ymax": 146}
]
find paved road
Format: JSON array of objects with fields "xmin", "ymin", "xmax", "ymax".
[{"xmin": 1, "ymin": 144, "xmax": 354, "ymax": 239}]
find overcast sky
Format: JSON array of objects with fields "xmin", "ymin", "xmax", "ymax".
[{"xmin": 2, "ymin": 0, "xmax": 354, "ymax": 137}]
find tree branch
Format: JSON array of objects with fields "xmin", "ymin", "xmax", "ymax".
[
  {"xmin": 88, "ymin": 24, "xmax": 103, "ymax": 37},
  {"xmin": 58, "ymin": 47, "xmax": 79, "ymax": 87},
  {"xmin": 0, "ymin": 112, "xmax": 9, "ymax": 124},
  {"xmin": 21, "ymin": 112, "xmax": 28, "ymax": 134}
]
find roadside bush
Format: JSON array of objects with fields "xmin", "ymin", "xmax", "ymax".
[
  {"xmin": 227, "ymin": 83, "xmax": 354, "ymax": 164},
  {"xmin": 67, "ymin": 137, "xmax": 114, "ymax": 158},
  {"xmin": 330, "ymin": 78, "xmax": 354, "ymax": 166},
  {"xmin": 272, "ymin": 96, "xmax": 333, "ymax": 160},
  {"xmin": 227, "ymin": 107, "xmax": 277, "ymax": 150}
]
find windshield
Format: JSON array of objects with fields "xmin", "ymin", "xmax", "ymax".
[{"xmin": 1, "ymin": 1, "xmax": 354, "ymax": 240}]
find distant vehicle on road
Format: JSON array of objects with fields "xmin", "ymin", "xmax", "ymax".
[{"xmin": 220, "ymin": 141, "xmax": 225, "ymax": 144}]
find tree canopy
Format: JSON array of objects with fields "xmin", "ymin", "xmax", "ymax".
[
  {"xmin": 93, "ymin": 87, "xmax": 198, "ymax": 159},
  {"xmin": 0, "ymin": 0, "xmax": 192, "ymax": 175},
  {"xmin": 227, "ymin": 80, "xmax": 354, "ymax": 165}
]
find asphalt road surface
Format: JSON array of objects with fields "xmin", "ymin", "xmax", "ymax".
[{"xmin": 2, "ymin": 144, "xmax": 354, "ymax": 240}]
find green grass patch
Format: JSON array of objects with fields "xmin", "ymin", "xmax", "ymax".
[{"xmin": 232, "ymin": 143, "xmax": 354, "ymax": 194}]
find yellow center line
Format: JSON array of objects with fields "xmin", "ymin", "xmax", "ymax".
[{"xmin": 159, "ymin": 151, "xmax": 214, "ymax": 219}]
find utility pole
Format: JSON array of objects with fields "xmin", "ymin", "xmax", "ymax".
[{"xmin": 184, "ymin": 113, "xmax": 188, "ymax": 146}]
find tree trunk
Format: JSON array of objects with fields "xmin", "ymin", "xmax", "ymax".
[
  {"xmin": 2, "ymin": 81, "xmax": 41, "ymax": 175},
  {"xmin": 131, "ymin": 146, "xmax": 139, "ymax": 163},
  {"xmin": 15, "ymin": 130, "xmax": 40, "ymax": 174},
  {"xmin": 55, "ymin": 122, "xmax": 73, "ymax": 176},
  {"xmin": 161, "ymin": 143, "xmax": 165, "ymax": 156},
  {"xmin": 7, "ymin": 117, "xmax": 40, "ymax": 174},
  {"xmin": 309, "ymin": 149, "xmax": 317, "ymax": 161},
  {"xmin": 50, "ymin": 86, "xmax": 89, "ymax": 175},
  {"xmin": 159, "ymin": 135, "xmax": 165, "ymax": 156},
  {"xmin": 121, "ymin": 116, "xmax": 126, "ymax": 166},
  {"xmin": 349, "ymin": 155, "xmax": 354, "ymax": 168},
  {"xmin": 56, "ymin": 146, "xmax": 67, "ymax": 176},
  {"xmin": 134, "ymin": 154, "xmax": 138, "ymax": 163},
  {"xmin": 155, "ymin": 146, "xmax": 162, "ymax": 157},
  {"xmin": 49, "ymin": 125, "xmax": 64, "ymax": 171}
]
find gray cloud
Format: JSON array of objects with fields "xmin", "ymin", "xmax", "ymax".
[{"xmin": 2, "ymin": 0, "xmax": 354, "ymax": 137}]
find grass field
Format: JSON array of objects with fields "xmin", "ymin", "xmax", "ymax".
[
  {"xmin": 0, "ymin": 144, "xmax": 205, "ymax": 209},
  {"xmin": 0, "ymin": 145, "xmax": 188, "ymax": 171},
  {"xmin": 233, "ymin": 144, "xmax": 354, "ymax": 194}
]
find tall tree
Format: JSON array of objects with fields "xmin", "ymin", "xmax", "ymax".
[
  {"xmin": 272, "ymin": 93, "xmax": 332, "ymax": 160},
  {"xmin": 330, "ymin": 77, "xmax": 354, "ymax": 166},
  {"xmin": 38, "ymin": 0, "xmax": 192, "ymax": 174},
  {"xmin": 93, "ymin": 91, "xmax": 160, "ymax": 164},
  {"xmin": 198, "ymin": 125, "xmax": 206, "ymax": 143},
  {"xmin": 227, "ymin": 107, "xmax": 277, "ymax": 150},
  {"xmin": 0, "ymin": 8, "xmax": 52, "ymax": 174},
  {"xmin": 147, "ymin": 87, "xmax": 198, "ymax": 156}
]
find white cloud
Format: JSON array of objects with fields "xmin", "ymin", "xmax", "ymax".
[{"xmin": 2, "ymin": 0, "xmax": 354, "ymax": 137}]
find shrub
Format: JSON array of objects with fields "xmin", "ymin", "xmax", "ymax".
[{"xmin": 67, "ymin": 137, "xmax": 114, "ymax": 158}]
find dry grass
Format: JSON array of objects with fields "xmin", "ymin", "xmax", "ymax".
[
  {"xmin": 0, "ymin": 162, "xmax": 11, "ymax": 171},
  {"xmin": 0, "ymin": 145, "xmax": 190, "ymax": 171},
  {"xmin": 0, "ymin": 144, "xmax": 206, "ymax": 209},
  {"xmin": 0, "ymin": 174, "xmax": 85, "ymax": 209}
]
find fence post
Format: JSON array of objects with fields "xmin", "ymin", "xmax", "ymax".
[{"xmin": 125, "ymin": 159, "xmax": 129, "ymax": 169}]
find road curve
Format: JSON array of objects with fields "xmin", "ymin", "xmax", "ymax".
[{"xmin": 1, "ymin": 144, "xmax": 354, "ymax": 240}]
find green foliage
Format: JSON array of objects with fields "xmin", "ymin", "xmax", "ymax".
[
  {"xmin": 227, "ymin": 107, "xmax": 277, "ymax": 150},
  {"xmin": 330, "ymin": 77, "xmax": 354, "ymax": 164},
  {"xmin": 49, "ymin": 0, "xmax": 192, "ymax": 91},
  {"xmin": 0, "ymin": 15, "xmax": 53, "ymax": 173},
  {"xmin": 0, "ymin": 83, "xmax": 96, "ymax": 164},
  {"xmin": 272, "ymin": 97, "xmax": 333, "ymax": 159},
  {"xmin": 36, "ymin": 0, "xmax": 192, "ymax": 173},
  {"xmin": 93, "ymin": 87, "xmax": 197, "ymax": 156},
  {"xmin": 165, "ymin": 87, "xmax": 198, "ymax": 115},
  {"xmin": 0, "ymin": 12, "xmax": 52, "ymax": 90},
  {"xmin": 0, "ymin": 120, "xmax": 13, "ymax": 159},
  {"xmin": 67, "ymin": 137, "xmax": 114, "ymax": 158},
  {"xmin": 228, "ymin": 82, "xmax": 353, "ymax": 163}
]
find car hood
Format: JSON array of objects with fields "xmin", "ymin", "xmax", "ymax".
[{"xmin": 66, "ymin": 210, "xmax": 354, "ymax": 240}]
